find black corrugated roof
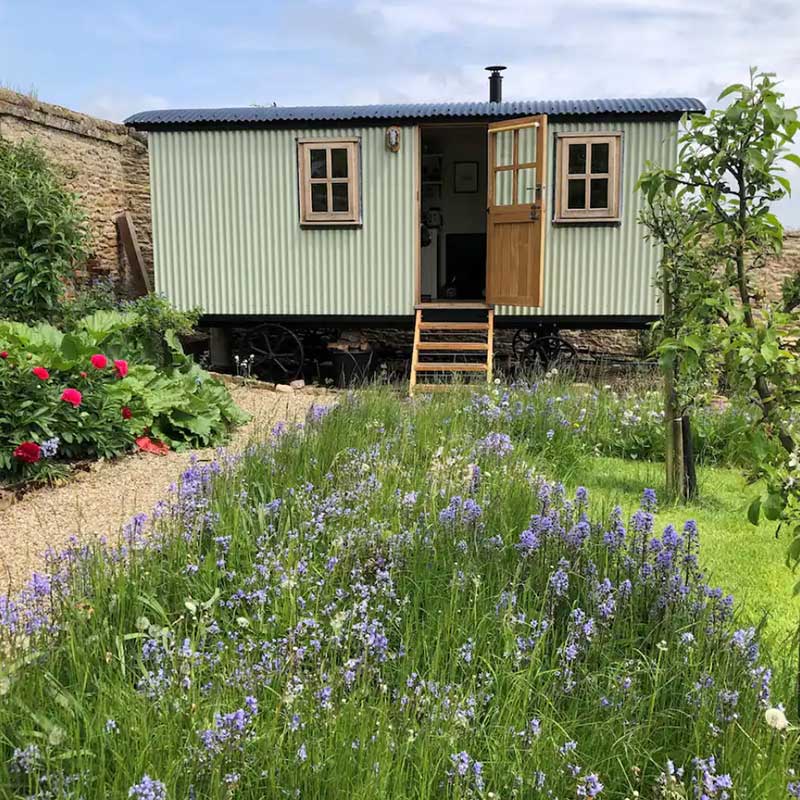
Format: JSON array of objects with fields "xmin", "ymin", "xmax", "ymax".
[{"xmin": 124, "ymin": 97, "xmax": 705, "ymax": 128}]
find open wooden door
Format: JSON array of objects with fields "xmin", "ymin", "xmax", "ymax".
[{"xmin": 486, "ymin": 115, "xmax": 547, "ymax": 307}]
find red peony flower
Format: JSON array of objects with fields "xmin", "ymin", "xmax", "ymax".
[
  {"xmin": 61, "ymin": 388, "xmax": 82, "ymax": 407},
  {"xmin": 80, "ymin": 371, "xmax": 88, "ymax": 378},
  {"xmin": 121, "ymin": 406, "xmax": 132, "ymax": 420},
  {"xmin": 0, "ymin": 351, "xmax": 8, "ymax": 359},
  {"xmin": 13, "ymin": 441, "xmax": 41, "ymax": 463},
  {"xmin": 114, "ymin": 359, "xmax": 129, "ymax": 378},
  {"xmin": 32, "ymin": 366, "xmax": 50, "ymax": 381},
  {"xmin": 90, "ymin": 354, "xmax": 108, "ymax": 369}
]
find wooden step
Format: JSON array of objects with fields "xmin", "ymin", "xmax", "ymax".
[
  {"xmin": 416, "ymin": 342, "xmax": 489, "ymax": 351},
  {"xmin": 415, "ymin": 362, "xmax": 488, "ymax": 372},
  {"xmin": 413, "ymin": 383, "xmax": 463, "ymax": 392},
  {"xmin": 409, "ymin": 307, "xmax": 494, "ymax": 396},
  {"xmin": 415, "ymin": 302, "xmax": 490, "ymax": 310},
  {"xmin": 418, "ymin": 322, "xmax": 489, "ymax": 331}
]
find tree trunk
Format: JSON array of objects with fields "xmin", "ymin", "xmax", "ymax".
[
  {"xmin": 662, "ymin": 265, "xmax": 689, "ymax": 502},
  {"xmin": 682, "ymin": 413, "xmax": 698, "ymax": 500}
]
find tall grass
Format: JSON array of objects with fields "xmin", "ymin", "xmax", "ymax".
[{"xmin": 0, "ymin": 388, "xmax": 796, "ymax": 798}]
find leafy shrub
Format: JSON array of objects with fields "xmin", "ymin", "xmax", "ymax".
[
  {"xmin": 56, "ymin": 276, "xmax": 118, "ymax": 327},
  {"xmin": 115, "ymin": 293, "xmax": 201, "ymax": 368},
  {"xmin": 57, "ymin": 284, "xmax": 202, "ymax": 368},
  {"xmin": 0, "ymin": 137, "xmax": 89, "ymax": 321},
  {"xmin": 0, "ymin": 392, "xmax": 795, "ymax": 797},
  {"xmin": 0, "ymin": 314, "xmax": 247, "ymax": 483}
]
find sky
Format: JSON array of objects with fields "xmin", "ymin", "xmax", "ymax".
[{"xmin": 2, "ymin": 0, "xmax": 800, "ymax": 224}]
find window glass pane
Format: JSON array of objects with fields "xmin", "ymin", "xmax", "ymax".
[
  {"xmin": 568, "ymin": 143, "xmax": 586, "ymax": 175},
  {"xmin": 310, "ymin": 149, "xmax": 327, "ymax": 178},
  {"xmin": 518, "ymin": 127, "xmax": 536, "ymax": 164},
  {"xmin": 331, "ymin": 148, "xmax": 349, "ymax": 179},
  {"xmin": 591, "ymin": 142, "xmax": 610, "ymax": 174},
  {"xmin": 517, "ymin": 167, "xmax": 536, "ymax": 205},
  {"xmin": 590, "ymin": 178, "xmax": 609, "ymax": 209},
  {"xmin": 311, "ymin": 183, "xmax": 328, "ymax": 212},
  {"xmin": 495, "ymin": 169, "xmax": 514, "ymax": 205},
  {"xmin": 331, "ymin": 182, "xmax": 349, "ymax": 212},
  {"xmin": 494, "ymin": 130, "xmax": 514, "ymax": 167},
  {"xmin": 567, "ymin": 179, "xmax": 586, "ymax": 209}
]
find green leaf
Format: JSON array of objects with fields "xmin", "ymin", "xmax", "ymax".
[
  {"xmin": 784, "ymin": 153, "xmax": 800, "ymax": 168},
  {"xmin": 60, "ymin": 333, "xmax": 86, "ymax": 364},
  {"xmin": 683, "ymin": 334, "xmax": 705, "ymax": 355},
  {"xmin": 717, "ymin": 83, "xmax": 747, "ymax": 101},
  {"xmin": 747, "ymin": 496, "xmax": 761, "ymax": 526},
  {"xmin": 760, "ymin": 341, "xmax": 780, "ymax": 363},
  {"xmin": 762, "ymin": 492, "xmax": 785, "ymax": 521},
  {"xmin": 786, "ymin": 535, "xmax": 800, "ymax": 569}
]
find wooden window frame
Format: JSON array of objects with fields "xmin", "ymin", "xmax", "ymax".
[
  {"xmin": 488, "ymin": 116, "xmax": 543, "ymax": 211},
  {"xmin": 554, "ymin": 132, "xmax": 622, "ymax": 223},
  {"xmin": 297, "ymin": 137, "xmax": 361, "ymax": 226}
]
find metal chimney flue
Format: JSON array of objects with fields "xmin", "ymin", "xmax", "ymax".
[{"xmin": 485, "ymin": 65, "xmax": 506, "ymax": 103}]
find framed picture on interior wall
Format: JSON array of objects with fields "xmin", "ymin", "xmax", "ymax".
[{"xmin": 453, "ymin": 161, "xmax": 478, "ymax": 193}]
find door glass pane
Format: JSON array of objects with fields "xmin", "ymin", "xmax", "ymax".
[
  {"xmin": 567, "ymin": 179, "xmax": 585, "ymax": 209},
  {"xmin": 590, "ymin": 178, "xmax": 609, "ymax": 209},
  {"xmin": 591, "ymin": 142, "xmax": 609, "ymax": 174},
  {"xmin": 568, "ymin": 143, "xmax": 586, "ymax": 175},
  {"xmin": 495, "ymin": 169, "xmax": 514, "ymax": 205},
  {"xmin": 494, "ymin": 130, "xmax": 514, "ymax": 167},
  {"xmin": 517, "ymin": 167, "xmax": 536, "ymax": 205},
  {"xmin": 310, "ymin": 148, "xmax": 327, "ymax": 178},
  {"xmin": 331, "ymin": 182, "xmax": 349, "ymax": 212},
  {"xmin": 331, "ymin": 148, "xmax": 349, "ymax": 178},
  {"xmin": 518, "ymin": 127, "xmax": 536, "ymax": 164},
  {"xmin": 311, "ymin": 183, "xmax": 328, "ymax": 212}
]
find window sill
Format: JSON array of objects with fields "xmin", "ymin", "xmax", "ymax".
[
  {"xmin": 552, "ymin": 216, "xmax": 621, "ymax": 226},
  {"xmin": 300, "ymin": 220, "xmax": 363, "ymax": 230}
]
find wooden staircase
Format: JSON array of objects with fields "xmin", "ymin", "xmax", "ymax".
[{"xmin": 409, "ymin": 304, "xmax": 494, "ymax": 395}]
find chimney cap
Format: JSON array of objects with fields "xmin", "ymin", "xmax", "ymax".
[{"xmin": 485, "ymin": 65, "xmax": 507, "ymax": 73}]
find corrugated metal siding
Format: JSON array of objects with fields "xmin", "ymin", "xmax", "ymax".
[
  {"xmin": 150, "ymin": 118, "xmax": 675, "ymax": 319},
  {"xmin": 498, "ymin": 118, "xmax": 676, "ymax": 317},
  {"xmin": 150, "ymin": 126, "xmax": 416, "ymax": 316}
]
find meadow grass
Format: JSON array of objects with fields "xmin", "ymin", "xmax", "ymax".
[{"xmin": 1, "ymin": 385, "xmax": 798, "ymax": 799}]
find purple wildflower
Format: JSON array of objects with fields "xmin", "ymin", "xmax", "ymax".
[
  {"xmin": 577, "ymin": 773, "xmax": 604, "ymax": 797},
  {"xmin": 128, "ymin": 775, "xmax": 167, "ymax": 800}
]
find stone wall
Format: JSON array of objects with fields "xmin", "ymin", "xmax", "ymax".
[
  {"xmin": 756, "ymin": 229, "xmax": 800, "ymax": 304},
  {"xmin": 0, "ymin": 88, "xmax": 151, "ymax": 292}
]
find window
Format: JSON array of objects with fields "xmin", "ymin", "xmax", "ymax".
[
  {"xmin": 297, "ymin": 138, "xmax": 361, "ymax": 225},
  {"xmin": 554, "ymin": 133, "xmax": 622, "ymax": 222}
]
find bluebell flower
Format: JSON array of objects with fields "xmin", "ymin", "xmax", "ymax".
[{"xmin": 128, "ymin": 775, "xmax": 167, "ymax": 800}]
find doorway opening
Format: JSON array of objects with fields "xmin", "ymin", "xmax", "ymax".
[{"xmin": 418, "ymin": 124, "xmax": 488, "ymax": 304}]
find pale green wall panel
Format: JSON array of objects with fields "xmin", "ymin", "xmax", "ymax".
[
  {"xmin": 150, "ymin": 118, "xmax": 675, "ymax": 319},
  {"xmin": 499, "ymin": 118, "xmax": 676, "ymax": 317},
  {"xmin": 150, "ymin": 126, "xmax": 417, "ymax": 316}
]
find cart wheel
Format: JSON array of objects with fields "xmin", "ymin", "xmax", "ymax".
[
  {"xmin": 246, "ymin": 323, "xmax": 304, "ymax": 381},
  {"xmin": 511, "ymin": 328, "xmax": 538, "ymax": 361},
  {"xmin": 523, "ymin": 335, "xmax": 579, "ymax": 374}
]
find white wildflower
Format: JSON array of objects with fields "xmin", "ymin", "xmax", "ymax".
[{"xmin": 765, "ymin": 707, "xmax": 789, "ymax": 731}]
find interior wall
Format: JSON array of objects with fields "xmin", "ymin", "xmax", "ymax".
[
  {"xmin": 435, "ymin": 126, "xmax": 487, "ymax": 236},
  {"xmin": 420, "ymin": 125, "xmax": 487, "ymax": 298}
]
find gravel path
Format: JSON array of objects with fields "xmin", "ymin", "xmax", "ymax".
[{"xmin": 0, "ymin": 384, "xmax": 330, "ymax": 593}]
